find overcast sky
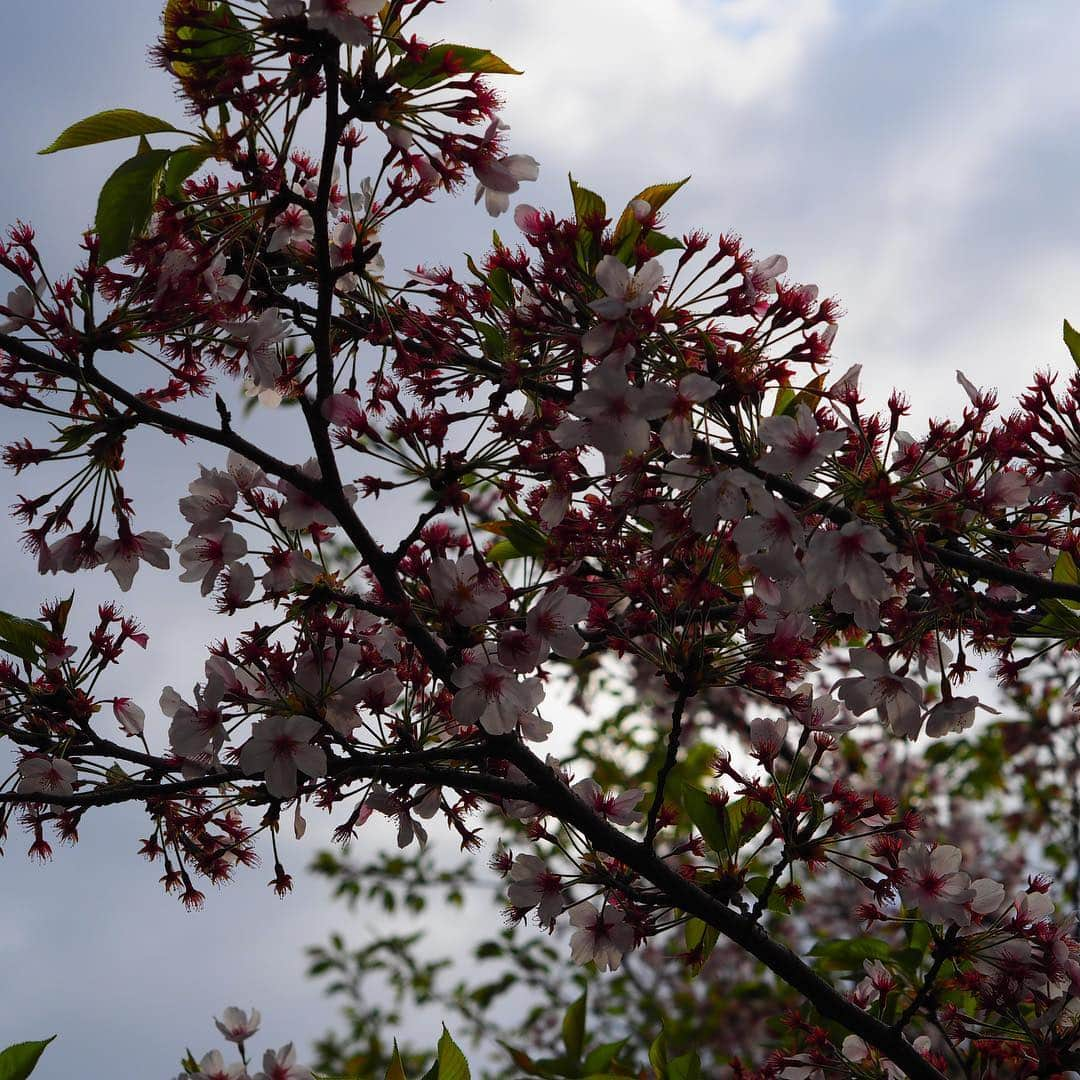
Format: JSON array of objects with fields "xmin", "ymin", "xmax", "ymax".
[{"xmin": 3, "ymin": 1, "xmax": 1080, "ymax": 1076}]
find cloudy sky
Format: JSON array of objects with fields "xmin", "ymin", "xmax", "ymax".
[{"xmin": 2, "ymin": 1, "xmax": 1080, "ymax": 1075}]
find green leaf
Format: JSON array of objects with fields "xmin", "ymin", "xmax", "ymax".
[
  {"xmin": 648, "ymin": 1029, "xmax": 668, "ymax": 1080},
  {"xmin": 397, "ymin": 44, "xmax": 521, "ymax": 90},
  {"xmin": 562, "ymin": 992, "xmax": 587, "ymax": 1065},
  {"xmin": 161, "ymin": 144, "xmax": 215, "ymax": 198},
  {"xmin": 0, "ymin": 1037, "xmax": 55, "ymax": 1080},
  {"xmin": 474, "ymin": 321, "xmax": 508, "ymax": 361},
  {"xmin": 0, "ymin": 611, "xmax": 51, "ymax": 665},
  {"xmin": 497, "ymin": 1042, "xmax": 544, "ymax": 1075},
  {"xmin": 809, "ymin": 936, "xmax": 892, "ymax": 969},
  {"xmin": 569, "ymin": 175, "xmax": 606, "ymax": 226},
  {"xmin": 613, "ymin": 178, "xmax": 691, "ymax": 242},
  {"xmin": 386, "ymin": 1042, "xmax": 409, "ymax": 1080},
  {"xmin": 746, "ymin": 875, "xmax": 792, "ymax": 914},
  {"xmin": 481, "ymin": 519, "xmax": 548, "ymax": 561},
  {"xmin": 582, "ymin": 1040, "xmax": 627, "ymax": 1075},
  {"xmin": 683, "ymin": 917, "xmax": 720, "ymax": 976},
  {"xmin": 95, "ymin": 149, "xmax": 173, "ymax": 261},
  {"xmin": 437, "ymin": 1027, "xmax": 470, "ymax": 1080},
  {"xmin": 680, "ymin": 785, "xmax": 764, "ymax": 859},
  {"xmin": 668, "ymin": 1052, "xmax": 703, "ymax": 1080},
  {"xmin": 1065, "ymin": 318, "xmax": 1080, "ymax": 367},
  {"xmin": 1053, "ymin": 550, "xmax": 1080, "ymax": 602},
  {"xmin": 39, "ymin": 109, "xmax": 179, "ymax": 154},
  {"xmin": 642, "ymin": 231, "xmax": 685, "ymax": 256},
  {"xmin": 170, "ymin": 2, "xmax": 253, "ymax": 81},
  {"xmin": 487, "ymin": 266, "xmax": 513, "ymax": 309}
]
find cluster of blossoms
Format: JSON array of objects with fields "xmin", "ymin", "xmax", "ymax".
[
  {"xmin": 172, "ymin": 1007, "xmax": 313, "ymax": 1080},
  {"xmin": 4, "ymin": 2, "xmax": 1080, "ymax": 1077}
]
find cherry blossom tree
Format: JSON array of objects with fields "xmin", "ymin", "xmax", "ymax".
[{"xmin": 3, "ymin": 2, "xmax": 1080, "ymax": 1077}]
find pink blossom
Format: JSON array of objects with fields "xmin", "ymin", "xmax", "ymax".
[
  {"xmin": 179, "ymin": 466, "xmax": 238, "ymax": 534},
  {"xmin": 572, "ymin": 777, "xmax": 642, "ymax": 826},
  {"xmin": 356, "ymin": 669, "xmax": 403, "ymax": 712},
  {"xmin": 189, "ymin": 1049, "xmax": 248, "ymax": 1080},
  {"xmin": 569, "ymin": 902, "xmax": 634, "ymax": 971},
  {"xmin": 306, "ymin": 0, "xmax": 380, "ymax": 46},
  {"xmin": 474, "ymin": 153, "xmax": 540, "ymax": 217},
  {"xmin": 450, "ymin": 662, "xmax": 545, "ymax": 736},
  {"xmin": 261, "ymin": 548, "xmax": 321, "ymax": 593},
  {"xmin": 253, "ymin": 1042, "xmax": 313, "ymax": 1080},
  {"xmin": 589, "ymin": 255, "xmax": 663, "ymax": 320},
  {"xmin": 637, "ymin": 373, "xmax": 722, "ymax": 455},
  {"xmin": 17, "ymin": 755, "xmax": 76, "ymax": 797},
  {"xmin": 689, "ymin": 469, "xmax": 754, "ymax": 535},
  {"xmin": 732, "ymin": 490, "xmax": 805, "ymax": 580},
  {"xmin": 834, "ymin": 648, "xmax": 923, "ymax": 739},
  {"xmin": 267, "ymin": 205, "xmax": 314, "ymax": 253},
  {"xmin": 0, "ymin": 284, "xmax": 35, "ymax": 332},
  {"xmin": 178, "ymin": 525, "xmax": 248, "ymax": 596},
  {"xmin": 750, "ymin": 716, "xmax": 788, "ymax": 764},
  {"xmin": 214, "ymin": 1006, "xmax": 261, "ymax": 1044},
  {"xmin": 898, "ymin": 844, "xmax": 975, "ymax": 925},
  {"xmin": 163, "ymin": 673, "xmax": 228, "ymax": 760},
  {"xmin": 113, "ymin": 697, "xmax": 145, "ymax": 736},
  {"xmin": 924, "ymin": 695, "xmax": 997, "ymax": 738},
  {"xmin": 756, "ymin": 404, "xmax": 847, "ymax": 482},
  {"xmin": 222, "ymin": 308, "xmax": 288, "ymax": 390},
  {"xmin": 804, "ymin": 521, "xmax": 892, "ymax": 623},
  {"xmin": 276, "ymin": 459, "xmax": 357, "ymax": 531},
  {"xmin": 507, "ymin": 853, "xmax": 565, "ymax": 924},
  {"xmin": 429, "ymin": 554, "xmax": 505, "ymax": 625},
  {"xmin": 552, "ymin": 350, "xmax": 665, "ymax": 473},
  {"xmin": 526, "ymin": 586, "xmax": 589, "ymax": 661},
  {"xmin": 96, "ymin": 529, "xmax": 171, "ymax": 591},
  {"xmin": 984, "ymin": 468, "xmax": 1029, "ymax": 508},
  {"xmin": 240, "ymin": 715, "xmax": 327, "ymax": 799}
]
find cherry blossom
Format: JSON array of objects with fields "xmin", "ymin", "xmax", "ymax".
[
  {"xmin": 689, "ymin": 468, "xmax": 754, "ymax": 534},
  {"xmin": 525, "ymin": 586, "xmax": 589, "ymax": 662},
  {"xmin": 637, "ymin": 373, "xmax": 722, "ymax": 455},
  {"xmin": 898, "ymin": 844, "xmax": 977, "ymax": 926},
  {"xmin": 924, "ymin": 694, "xmax": 997, "ymax": 737},
  {"xmin": 239, "ymin": 715, "xmax": 328, "ymax": 799},
  {"xmin": 572, "ymin": 778, "xmax": 642, "ymax": 826},
  {"xmin": 16, "ymin": 755, "xmax": 76, "ymax": 797},
  {"xmin": 223, "ymin": 308, "xmax": 288, "ymax": 390},
  {"xmin": 750, "ymin": 716, "xmax": 788, "ymax": 764},
  {"xmin": 756, "ymin": 404, "xmax": 847, "ymax": 483},
  {"xmin": 588, "ymin": 255, "xmax": 663, "ymax": 321},
  {"xmin": 188, "ymin": 1049, "xmax": 248, "ymax": 1080},
  {"xmin": 267, "ymin": 206, "xmax": 314, "ymax": 253},
  {"xmin": 429, "ymin": 554, "xmax": 505, "ymax": 625},
  {"xmin": 306, "ymin": 0, "xmax": 380, "ymax": 46},
  {"xmin": 95, "ymin": 529, "xmax": 171, "ymax": 591},
  {"xmin": 552, "ymin": 349, "xmax": 666, "ymax": 473},
  {"xmin": 178, "ymin": 526, "xmax": 248, "ymax": 596},
  {"xmin": 834, "ymin": 648, "xmax": 924, "ymax": 739},
  {"xmin": 569, "ymin": 902, "xmax": 634, "ymax": 972},
  {"xmin": 0, "ymin": 284, "xmax": 34, "ymax": 332},
  {"xmin": 507, "ymin": 853, "xmax": 565, "ymax": 924},
  {"xmin": 252, "ymin": 1042, "xmax": 313, "ymax": 1080},
  {"xmin": 472, "ymin": 120, "xmax": 540, "ymax": 216},
  {"xmin": 804, "ymin": 521, "xmax": 893, "ymax": 628},
  {"xmin": 163, "ymin": 669, "xmax": 229, "ymax": 761},
  {"xmin": 214, "ymin": 1006, "xmax": 261, "ymax": 1045},
  {"xmin": 179, "ymin": 467, "xmax": 239, "ymax": 534},
  {"xmin": 474, "ymin": 153, "xmax": 540, "ymax": 217},
  {"xmin": 276, "ymin": 459, "xmax": 357, "ymax": 531},
  {"xmin": 112, "ymin": 697, "xmax": 145, "ymax": 736},
  {"xmin": 450, "ymin": 662, "xmax": 545, "ymax": 737}
]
